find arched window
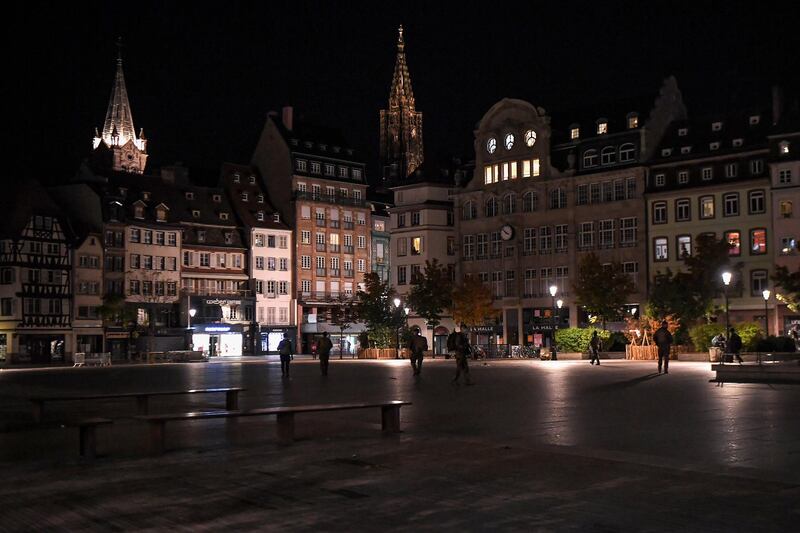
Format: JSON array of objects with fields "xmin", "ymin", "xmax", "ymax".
[
  {"xmin": 485, "ymin": 197, "xmax": 498, "ymax": 217},
  {"xmin": 503, "ymin": 193, "xmax": 516, "ymax": 215},
  {"xmin": 601, "ymin": 146, "xmax": 616, "ymax": 165},
  {"xmin": 522, "ymin": 191, "xmax": 538, "ymax": 212},
  {"xmin": 583, "ymin": 149, "xmax": 598, "ymax": 168},
  {"xmin": 619, "ymin": 143, "xmax": 635, "ymax": 162},
  {"xmin": 462, "ymin": 200, "xmax": 477, "ymax": 220}
]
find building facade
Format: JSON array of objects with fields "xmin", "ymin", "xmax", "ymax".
[{"xmin": 72, "ymin": 232, "xmax": 104, "ymax": 354}]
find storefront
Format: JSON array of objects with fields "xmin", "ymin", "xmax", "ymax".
[
  {"xmin": 433, "ymin": 326, "xmax": 449, "ymax": 355},
  {"xmin": 192, "ymin": 323, "xmax": 244, "ymax": 357},
  {"xmin": 105, "ymin": 330, "xmax": 132, "ymax": 361},
  {"xmin": 16, "ymin": 333, "xmax": 67, "ymax": 363},
  {"xmin": 259, "ymin": 327, "xmax": 297, "ymax": 355}
]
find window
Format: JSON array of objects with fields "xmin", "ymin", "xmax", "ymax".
[
  {"xmin": 491, "ymin": 271, "xmax": 503, "ymax": 298},
  {"xmin": 476, "ymin": 234, "xmax": 488, "ymax": 258},
  {"xmin": 627, "ymin": 115, "xmax": 638, "ymax": 129},
  {"xmin": 522, "ymin": 191, "xmax": 537, "ymax": 212},
  {"xmin": 779, "ymin": 169, "xmax": 793, "ymax": 184},
  {"xmin": 748, "ymin": 190, "xmax": 766, "ymax": 214},
  {"xmin": 549, "ymin": 188, "xmax": 566, "ymax": 210},
  {"xmin": 655, "ymin": 174, "xmax": 666, "ymax": 187},
  {"xmin": 539, "ymin": 226, "xmax": 552, "ymax": 251},
  {"xmin": 311, "ymin": 162, "xmax": 321, "ymax": 174},
  {"xmin": 168, "ymin": 233, "xmax": 177, "ymax": 246},
  {"xmin": 142, "ymin": 230, "xmax": 152, "ymax": 244},
  {"xmin": 751, "ymin": 270, "xmax": 768, "ymax": 296},
  {"xmin": 338, "ymin": 167, "xmax": 348, "ymax": 178},
  {"xmin": 579, "ymin": 222, "xmax": 594, "ymax": 248},
  {"xmin": 725, "ymin": 163, "xmax": 738, "ymax": 178},
  {"xmin": 503, "ymin": 193, "xmax": 516, "ymax": 214},
  {"xmin": 398, "ymin": 237, "xmax": 408, "ymax": 256},
  {"xmin": 570, "ymin": 126, "xmax": 580, "ymax": 140},
  {"xmin": 411, "ymin": 211, "xmax": 420, "ymax": 225},
  {"xmin": 485, "ymin": 197, "xmax": 498, "ymax": 217},
  {"xmin": 134, "ymin": 205, "xmax": 144, "ymax": 219},
  {"xmin": 780, "ymin": 201, "xmax": 793, "ymax": 218},
  {"xmin": 599, "ymin": 219, "xmax": 614, "ymax": 247},
  {"xmin": 619, "ymin": 143, "xmax": 635, "ymax": 162},
  {"xmin": 654, "ymin": 237, "xmax": 668, "ymax": 261},
  {"xmin": 712, "ymin": 121, "xmax": 722, "ymax": 131},
  {"xmin": 524, "ymin": 269, "xmax": 537, "ymax": 296},
  {"xmin": 397, "ymin": 266, "xmax": 407, "ymax": 285},
  {"xmin": 197, "ymin": 230, "xmax": 206, "ymax": 243},
  {"xmin": 750, "ymin": 228, "xmax": 767, "ymax": 255},
  {"xmin": 678, "ymin": 128, "xmax": 688, "ymax": 136},
  {"xmin": 661, "ymin": 148, "xmax": 672, "ymax": 157},
  {"xmin": 750, "ymin": 159, "xmax": 764, "ymax": 175},
  {"xmin": 653, "ymin": 202, "xmax": 667, "ymax": 224},
  {"xmin": 130, "ymin": 228, "xmax": 140, "ymax": 243},
  {"xmin": 555, "ymin": 224, "xmax": 568, "ymax": 251},
  {"xmin": 462, "ymin": 235, "xmax": 475, "ymax": 259},
  {"xmin": 780, "ymin": 237, "xmax": 797, "ymax": 255},
  {"xmin": 130, "ymin": 254, "xmax": 140, "ymax": 269},
  {"xmin": 358, "ymin": 235, "xmax": 367, "ymax": 249},
  {"xmin": 700, "ymin": 196, "xmax": 715, "ymax": 219},
  {"xmin": 301, "ymin": 255, "xmax": 311, "ymax": 269},
  {"xmin": 357, "ymin": 259, "xmax": 366, "ymax": 273},
  {"xmin": 620, "ymin": 218, "xmax": 637, "ymax": 245},
  {"xmin": 725, "ymin": 231, "xmax": 741, "ymax": 256},
  {"xmin": 200, "ymin": 253, "xmax": 211, "ymax": 267},
  {"xmin": 676, "ymin": 199, "xmax": 691, "ymax": 221},
  {"xmin": 678, "ymin": 170, "xmax": 689, "ymax": 184},
  {"xmin": 733, "ymin": 138, "xmax": 743, "ymax": 147},
  {"xmin": 614, "ymin": 180, "xmax": 625, "ymax": 201},
  {"xmin": 677, "ymin": 235, "xmax": 692, "ymax": 258},
  {"xmin": 602, "ymin": 182, "xmax": 613, "ymax": 203},
  {"xmin": 583, "ymin": 149, "xmax": 598, "ymax": 168},
  {"xmin": 597, "ymin": 121, "xmax": 608, "ymax": 134},
  {"xmin": 702, "ymin": 167, "xmax": 713, "ymax": 181},
  {"xmin": 590, "ymin": 183, "xmax": 600, "ymax": 203},
  {"xmin": 779, "ymin": 140, "xmax": 790, "ymax": 154},
  {"xmin": 523, "ymin": 228, "xmax": 536, "ymax": 254},
  {"xmin": 576, "ymin": 184, "xmax": 588, "ymax": 205},
  {"xmin": 723, "ymin": 193, "xmax": 739, "ymax": 216},
  {"xmin": 601, "ymin": 146, "xmax": 616, "ymax": 165},
  {"xmin": 681, "ymin": 146, "xmax": 692, "ymax": 154},
  {"xmin": 353, "ymin": 169, "xmax": 362, "ymax": 180},
  {"xmin": 484, "ymin": 165, "xmax": 495, "ymax": 184}
]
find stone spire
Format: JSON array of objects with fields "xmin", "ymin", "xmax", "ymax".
[
  {"xmin": 92, "ymin": 40, "xmax": 148, "ymax": 174},
  {"xmin": 380, "ymin": 25, "xmax": 423, "ymax": 181}
]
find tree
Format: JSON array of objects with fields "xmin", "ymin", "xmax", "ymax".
[
  {"xmin": 329, "ymin": 294, "xmax": 354, "ymax": 358},
  {"xmin": 98, "ymin": 293, "xmax": 138, "ymax": 358},
  {"xmin": 451, "ymin": 275, "xmax": 499, "ymax": 329},
  {"xmin": 646, "ymin": 269, "xmax": 702, "ymax": 323},
  {"xmin": 354, "ymin": 272, "xmax": 403, "ymax": 348},
  {"xmin": 407, "ymin": 259, "xmax": 453, "ymax": 330},
  {"xmin": 573, "ymin": 253, "xmax": 635, "ymax": 329},
  {"xmin": 773, "ymin": 265, "xmax": 800, "ymax": 312}
]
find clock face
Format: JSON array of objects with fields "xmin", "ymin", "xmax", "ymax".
[
  {"xmin": 500, "ymin": 224, "xmax": 514, "ymax": 241},
  {"xmin": 525, "ymin": 129, "xmax": 537, "ymax": 147},
  {"xmin": 505, "ymin": 133, "xmax": 515, "ymax": 150},
  {"xmin": 486, "ymin": 138, "xmax": 497, "ymax": 154}
]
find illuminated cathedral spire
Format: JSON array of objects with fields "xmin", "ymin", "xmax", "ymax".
[
  {"xmin": 92, "ymin": 39, "xmax": 148, "ymax": 174},
  {"xmin": 380, "ymin": 25, "xmax": 423, "ymax": 181}
]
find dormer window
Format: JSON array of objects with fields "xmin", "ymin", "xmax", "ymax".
[
  {"xmin": 220, "ymin": 212, "xmax": 229, "ymax": 221},
  {"xmin": 197, "ymin": 230, "xmax": 205, "ymax": 243},
  {"xmin": 233, "ymin": 173, "xmax": 240, "ymax": 183},
  {"xmin": 710, "ymin": 142, "xmax": 720, "ymax": 151},
  {"xmin": 224, "ymin": 233, "xmax": 233, "ymax": 245},
  {"xmin": 627, "ymin": 114, "xmax": 639, "ymax": 129},
  {"xmin": 570, "ymin": 126, "xmax": 580, "ymax": 140},
  {"xmin": 142, "ymin": 191, "xmax": 151, "ymax": 201},
  {"xmin": 597, "ymin": 120, "xmax": 608, "ymax": 135},
  {"xmin": 257, "ymin": 194, "xmax": 264, "ymax": 203},
  {"xmin": 257, "ymin": 211, "xmax": 265, "ymax": 221},
  {"xmin": 353, "ymin": 169, "xmax": 362, "ymax": 179},
  {"xmin": 249, "ymin": 175, "xmax": 256, "ymax": 184},
  {"xmin": 320, "ymin": 144, "xmax": 327, "ymax": 151},
  {"xmin": 749, "ymin": 115, "xmax": 760, "ymax": 125},
  {"xmin": 273, "ymin": 213, "xmax": 281, "ymax": 223},
  {"xmin": 324, "ymin": 163, "xmax": 335, "ymax": 176},
  {"xmin": 681, "ymin": 146, "xmax": 692, "ymax": 154},
  {"xmin": 333, "ymin": 146, "xmax": 341, "ymax": 153},
  {"xmin": 290, "ymin": 138, "xmax": 299, "ymax": 146},
  {"xmin": 155, "ymin": 205, "xmax": 168, "ymax": 222},
  {"xmin": 732, "ymin": 138, "xmax": 743, "ymax": 147},
  {"xmin": 241, "ymin": 192, "xmax": 249, "ymax": 202},
  {"xmin": 134, "ymin": 205, "xmax": 144, "ymax": 219},
  {"xmin": 678, "ymin": 128, "xmax": 688, "ymax": 136},
  {"xmin": 185, "ymin": 192, "xmax": 194, "ymax": 200},
  {"xmin": 212, "ymin": 194, "xmax": 221, "ymax": 203},
  {"xmin": 780, "ymin": 140, "xmax": 790, "ymax": 155},
  {"xmin": 304, "ymin": 141, "xmax": 313, "ymax": 148},
  {"xmin": 311, "ymin": 162, "xmax": 321, "ymax": 174},
  {"xmin": 347, "ymin": 149, "xmax": 354, "ymax": 155},
  {"xmin": 296, "ymin": 160, "xmax": 307, "ymax": 172},
  {"xmin": 338, "ymin": 167, "xmax": 348, "ymax": 178},
  {"xmin": 192, "ymin": 210, "xmax": 200, "ymax": 218},
  {"xmin": 661, "ymin": 148, "xmax": 672, "ymax": 157},
  {"xmin": 712, "ymin": 121, "xmax": 723, "ymax": 131}
]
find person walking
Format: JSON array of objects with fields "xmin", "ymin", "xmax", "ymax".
[
  {"xmin": 317, "ymin": 332, "xmax": 334, "ymax": 376},
  {"xmin": 653, "ymin": 320, "xmax": 673, "ymax": 374},
  {"xmin": 728, "ymin": 327, "xmax": 744, "ymax": 364},
  {"xmin": 409, "ymin": 328, "xmax": 428, "ymax": 376},
  {"xmin": 446, "ymin": 330, "xmax": 459, "ymax": 360},
  {"xmin": 277, "ymin": 333, "xmax": 294, "ymax": 377},
  {"xmin": 589, "ymin": 330, "xmax": 601, "ymax": 365},
  {"xmin": 452, "ymin": 327, "xmax": 474, "ymax": 385}
]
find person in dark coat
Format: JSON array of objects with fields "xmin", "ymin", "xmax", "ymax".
[
  {"xmin": 653, "ymin": 320, "xmax": 673, "ymax": 374},
  {"xmin": 317, "ymin": 332, "xmax": 334, "ymax": 375},
  {"xmin": 409, "ymin": 329, "xmax": 428, "ymax": 376},
  {"xmin": 277, "ymin": 333, "xmax": 294, "ymax": 377},
  {"xmin": 452, "ymin": 327, "xmax": 474, "ymax": 385},
  {"xmin": 728, "ymin": 328, "xmax": 744, "ymax": 364},
  {"xmin": 589, "ymin": 331, "xmax": 601, "ymax": 365}
]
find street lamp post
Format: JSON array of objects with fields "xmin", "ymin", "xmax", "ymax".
[
  {"xmin": 393, "ymin": 298, "xmax": 401, "ymax": 359},
  {"xmin": 722, "ymin": 271, "xmax": 732, "ymax": 364},
  {"xmin": 549, "ymin": 285, "xmax": 558, "ymax": 361},
  {"xmin": 762, "ymin": 289, "xmax": 771, "ymax": 337},
  {"xmin": 187, "ymin": 308, "xmax": 197, "ymax": 350}
]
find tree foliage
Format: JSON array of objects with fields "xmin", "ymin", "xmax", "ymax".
[
  {"xmin": 354, "ymin": 273, "xmax": 403, "ymax": 348},
  {"xmin": 555, "ymin": 328, "xmax": 611, "ymax": 353},
  {"xmin": 407, "ymin": 259, "xmax": 453, "ymax": 329},
  {"xmin": 573, "ymin": 253, "xmax": 635, "ymax": 329},
  {"xmin": 451, "ymin": 275, "xmax": 499, "ymax": 328},
  {"xmin": 773, "ymin": 265, "xmax": 800, "ymax": 312},
  {"xmin": 329, "ymin": 294, "xmax": 355, "ymax": 357}
]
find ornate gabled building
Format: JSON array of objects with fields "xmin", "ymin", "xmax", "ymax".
[
  {"xmin": 91, "ymin": 48, "xmax": 148, "ymax": 174},
  {"xmin": 379, "ymin": 25, "xmax": 423, "ymax": 182}
]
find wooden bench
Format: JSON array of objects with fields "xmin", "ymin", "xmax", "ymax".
[
  {"xmin": 30, "ymin": 387, "xmax": 244, "ymax": 422},
  {"xmin": 67, "ymin": 418, "xmax": 113, "ymax": 459},
  {"xmin": 135, "ymin": 400, "xmax": 411, "ymax": 455}
]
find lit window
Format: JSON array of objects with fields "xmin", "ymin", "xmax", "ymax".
[
  {"xmin": 779, "ymin": 140, "xmax": 790, "ymax": 154},
  {"xmin": 411, "ymin": 237, "xmax": 423, "ymax": 255},
  {"xmin": 570, "ymin": 127, "xmax": 580, "ymax": 140},
  {"xmin": 597, "ymin": 121, "xmax": 608, "ymax": 134},
  {"xmin": 484, "ymin": 166, "xmax": 493, "ymax": 184},
  {"xmin": 780, "ymin": 201, "xmax": 793, "ymax": 218},
  {"xmin": 627, "ymin": 115, "xmax": 638, "ymax": 129},
  {"xmin": 677, "ymin": 235, "xmax": 692, "ymax": 257},
  {"xmin": 750, "ymin": 229, "xmax": 767, "ymax": 254},
  {"xmin": 525, "ymin": 130, "xmax": 537, "ymax": 147},
  {"xmin": 504, "ymin": 133, "xmax": 514, "ymax": 150},
  {"xmin": 654, "ymin": 237, "xmax": 668, "ymax": 261},
  {"xmin": 486, "ymin": 138, "xmax": 497, "ymax": 154},
  {"xmin": 510, "ymin": 161, "xmax": 518, "ymax": 179},
  {"xmin": 749, "ymin": 115, "xmax": 760, "ymax": 125},
  {"xmin": 531, "ymin": 159, "xmax": 540, "ymax": 176},
  {"xmin": 725, "ymin": 231, "xmax": 741, "ymax": 256},
  {"xmin": 700, "ymin": 196, "xmax": 715, "ymax": 219}
]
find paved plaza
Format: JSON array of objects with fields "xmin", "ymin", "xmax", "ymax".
[{"xmin": 1, "ymin": 359, "xmax": 799, "ymax": 531}]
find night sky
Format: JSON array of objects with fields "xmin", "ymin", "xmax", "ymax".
[{"xmin": 12, "ymin": 1, "xmax": 800, "ymax": 186}]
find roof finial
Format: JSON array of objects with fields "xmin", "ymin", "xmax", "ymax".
[
  {"xmin": 115, "ymin": 36, "xmax": 124, "ymax": 64},
  {"xmin": 397, "ymin": 24, "xmax": 404, "ymax": 51}
]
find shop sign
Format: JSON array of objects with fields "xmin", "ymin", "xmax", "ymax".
[
  {"xmin": 197, "ymin": 324, "xmax": 244, "ymax": 333},
  {"xmin": 105, "ymin": 332, "xmax": 130, "ymax": 339},
  {"xmin": 204, "ymin": 299, "xmax": 242, "ymax": 306}
]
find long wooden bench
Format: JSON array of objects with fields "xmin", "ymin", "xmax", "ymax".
[
  {"xmin": 135, "ymin": 400, "xmax": 412, "ymax": 455},
  {"xmin": 67, "ymin": 418, "xmax": 113, "ymax": 459},
  {"xmin": 30, "ymin": 387, "xmax": 244, "ymax": 422}
]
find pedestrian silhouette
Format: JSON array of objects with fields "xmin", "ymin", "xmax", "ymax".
[
  {"xmin": 277, "ymin": 333, "xmax": 293, "ymax": 377},
  {"xmin": 318, "ymin": 332, "xmax": 333, "ymax": 375},
  {"xmin": 409, "ymin": 328, "xmax": 428, "ymax": 376},
  {"xmin": 728, "ymin": 328, "xmax": 743, "ymax": 364},
  {"xmin": 653, "ymin": 320, "xmax": 673, "ymax": 374},
  {"xmin": 452, "ymin": 326, "xmax": 474, "ymax": 385},
  {"xmin": 589, "ymin": 330, "xmax": 601, "ymax": 365}
]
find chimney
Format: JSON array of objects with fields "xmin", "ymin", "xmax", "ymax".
[
  {"xmin": 282, "ymin": 106, "xmax": 294, "ymax": 131},
  {"xmin": 772, "ymin": 85, "xmax": 784, "ymax": 125}
]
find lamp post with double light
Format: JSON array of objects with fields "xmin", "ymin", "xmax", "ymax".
[
  {"xmin": 549, "ymin": 285, "xmax": 558, "ymax": 360},
  {"xmin": 722, "ymin": 271, "xmax": 732, "ymax": 363}
]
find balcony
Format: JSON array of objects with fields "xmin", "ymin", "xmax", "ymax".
[
  {"xmin": 316, "ymin": 268, "xmax": 327, "ymax": 276},
  {"xmin": 315, "ymin": 219, "xmax": 326, "ymax": 228},
  {"xmin": 316, "ymin": 243, "xmax": 327, "ymax": 252},
  {"xmin": 330, "ymin": 268, "xmax": 340, "ymax": 277},
  {"xmin": 294, "ymin": 191, "xmax": 367, "ymax": 208},
  {"xmin": 344, "ymin": 269, "xmax": 354, "ymax": 278},
  {"xmin": 329, "ymin": 220, "xmax": 340, "ymax": 229},
  {"xmin": 343, "ymin": 245, "xmax": 354, "ymax": 254},
  {"xmin": 297, "ymin": 291, "xmax": 356, "ymax": 303},
  {"xmin": 343, "ymin": 221, "xmax": 355, "ymax": 230},
  {"xmin": 329, "ymin": 244, "xmax": 341, "ymax": 253}
]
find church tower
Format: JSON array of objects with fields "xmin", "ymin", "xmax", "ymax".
[
  {"xmin": 379, "ymin": 25, "xmax": 423, "ymax": 182},
  {"xmin": 92, "ymin": 43, "xmax": 148, "ymax": 174}
]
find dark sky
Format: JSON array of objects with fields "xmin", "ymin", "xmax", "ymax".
[{"xmin": 12, "ymin": 1, "xmax": 800, "ymax": 186}]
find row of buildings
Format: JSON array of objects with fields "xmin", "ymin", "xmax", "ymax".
[{"xmin": 1, "ymin": 28, "xmax": 798, "ymax": 363}]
